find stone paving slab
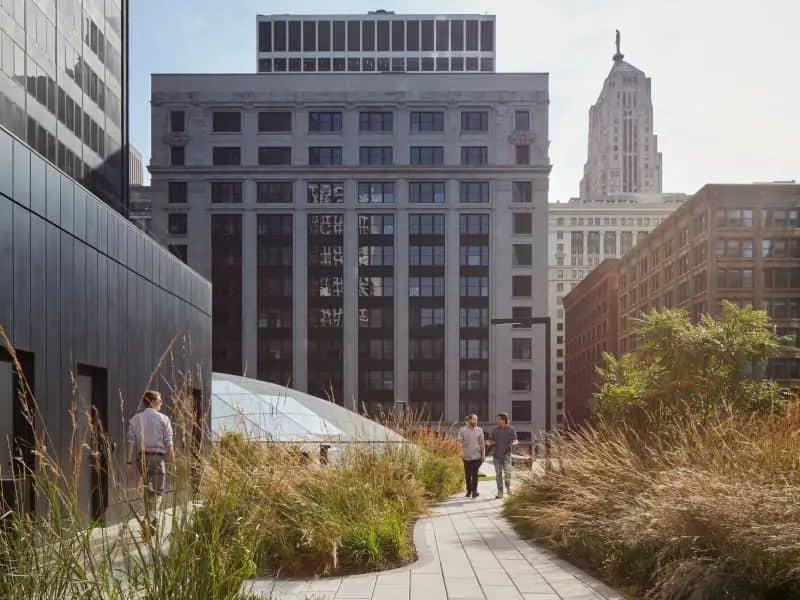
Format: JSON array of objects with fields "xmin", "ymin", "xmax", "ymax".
[{"xmin": 243, "ymin": 480, "xmax": 622, "ymax": 600}]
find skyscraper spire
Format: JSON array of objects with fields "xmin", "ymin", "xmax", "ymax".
[{"xmin": 613, "ymin": 29, "xmax": 624, "ymax": 62}]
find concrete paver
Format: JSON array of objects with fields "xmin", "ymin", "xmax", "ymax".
[{"xmin": 244, "ymin": 479, "xmax": 622, "ymax": 600}]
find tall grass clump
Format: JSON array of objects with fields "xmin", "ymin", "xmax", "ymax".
[{"xmin": 504, "ymin": 304, "xmax": 800, "ymax": 599}]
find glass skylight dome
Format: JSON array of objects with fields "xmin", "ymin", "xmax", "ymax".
[{"xmin": 211, "ymin": 373, "xmax": 406, "ymax": 445}]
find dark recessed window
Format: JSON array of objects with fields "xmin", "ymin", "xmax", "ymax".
[
  {"xmin": 362, "ymin": 21, "xmax": 375, "ymax": 50},
  {"xmin": 212, "ymin": 111, "xmax": 241, "ymax": 132},
  {"xmin": 409, "ymin": 181, "xmax": 445, "ymax": 204},
  {"xmin": 303, "ymin": 21, "xmax": 316, "ymax": 51},
  {"xmin": 460, "ymin": 214, "xmax": 489, "ymax": 234},
  {"xmin": 257, "ymin": 181, "xmax": 293, "ymax": 203},
  {"xmin": 170, "ymin": 145, "xmax": 185, "ymax": 166},
  {"xmin": 512, "ymin": 306, "xmax": 532, "ymax": 328},
  {"xmin": 308, "ymin": 147, "xmax": 342, "ymax": 166},
  {"xmin": 466, "ymin": 56, "xmax": 478, "ymax": 71},
  {"xmin": 168, "ymin": 181, "xmax": 187, "ymax": 203},
  {"xmin": 421, "ymin": 20, "xmax": 434, "ymax": 50},
  {"xmin": 406, "ymin": 20, "xmax": 419, "ymax": 50},
  {"xmin": 480, "ymin": 20, "xmax": 494, "ymax": 51},
  {"xmin": 258, "ymin": 146, "xmax": 291, "ymax": 165},
  {"xmin": 347, "ymin": 20, "xmax": 360, "ymax": 51},
  {"xmin": 461, "ymin": 111, "xmax": 488, "ymax": 132},
  {"xmin": 377, "ymin": 20, "xmax": 390, "ymax": 51},
  {"xmin": 512, "ymin": 339, "xmax": 532, "ymax": 360},
  {"xmin": 309, "ymin": 111, "xmax": 342, "ymax": 132},
  {"xmin": 273, "ymin": 21, "xmax": 287, "ymax": 51},
  {"xmin": 358, "ymin": 181, "xmax": 395, "ymax": 204},
  {"xmin": 451, "ymin": 20, "xmax": 464, "ymax": 50},
  {"xmin": 304, "ymin": 58, "xmax": 316, "ymax": 72},
  {"xmin": 170, "ymin": 110, "xmax": 185, "ymax": 132},
  {"xmin": 421, "ymin": 57, "xmax": 434, "ymax": 71},
  {"xmin": 465, "ymin": 21, "xmax": 478, "ymax": 50},
  {"xmin": 481, "ymin": 58, "xmax": 494, "ymax": 72},
  {"xmin": 212, "ymin": 147, "xmax": 240, "ymax": 166},
  {"xmin": 436, "ymin": 20, "xmax": 449, "ymax": 51},
  {"xmin": 288, "ymin": 58, "xmax": 301, "ymax": 72},
  {"xmin": 512, "ymin": 275, "xmax": 532, "ymax": 297},
  {"xmin": 516, "ymin": 145, "xmax": 530, "ymax": 165},
  {"xmin": 410, "ymin": 146, "xmax": 444, "ymax": 166},
  {"xmin": 391, "ymin": 57, "xmax": 404, "ymax": 71},
  {"xmin": 318, "ymin": 21, "xmax": 331, "ymax": 50},
  {"xmin": 318, "ymin": 58, "xmax": 331, "ymax": 71},
  {"xmin": 461, "ymin": 146, "xmax": 488, "ymax": 166},
  {"xmin": 513, "ymin": 181, "xmax": 532, "ymax": 203},
  {"xmin": 288, "ymin": 20, "xmax": 301, "ymax": 51},
  {"xmin": 392, "ymin": 20, "xmax": 404, "ymax": 51},
  {"xmin": 406, "ymin": 57, "xmax": 419, "ymax": 71},
  {"xmin": 410, "ymin": 111, "xmax": 444, "ymax": 133},
  {"xmin": 360, "ymin": 111, "xmax": 393, "ymax": 132},
  {"xmin": 258, "ymin": 58, "xmax": 272, "ymax": 72},
  {"xmin": 511, "ymin": 399, "xmax": 532, "ymax": 421},
  {"xmin": 333, "ymin": 58, "xmax": 345, "ymax": 71},
  {"xmin": 436, "ymin": 57, "xmax": 449, "ymax": 71},
  {"xmin": 459, "ymin": 181, "xmax": 489, "ymax": 203},
  {"xmin": 348, "ymin": 57, "xmax": 361, "ymax": 72},
  {"xmin": 333, "ymin": 21, "xmax": 345, "ymax": 51},
  {"xmin": 211, "ymin": 181, "xmax": 243, "ymax": 203},
  {"xmin": 363, "ymin": 57, "xmax": 376, "ymax": 71},
  {"xmin": 168, "ymin": 213, "xmax": 187, "ymax": 235},
  {"xmin": 274, "ymin": 58, "xmax": 287, "ymax": 72},
  {"xmin": 307, "ymin": 182, "xmax": 344, "ymax": 204},
  {"xmin": 512, "ymin": 244, "xmax": 533, "ymax": 266},
  {"xmin": 359, "ymin": 146, "xmax": 393, "ymax": 166},
  {"xmin": 515, "ymin": 110, "xmax": 530, "ymax": 131},
  {"xmin": 259, "ymin": 111, "xmax": 292, "ymax": 132},
  {"xmin": 258, "ymin": 21, "xmax": 272, "ymax": 52},
  {"xmin": 410, "ymin": 214, "xmax": 446, "ymax": 235},
  {"xmin": 511, "ymin": 369, "xmax": 531, "ymax": 392}
]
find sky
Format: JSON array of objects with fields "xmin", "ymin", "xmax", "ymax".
[{"xmin": 130, "ymin": 0, "xmax": 800, "ymax": 203}]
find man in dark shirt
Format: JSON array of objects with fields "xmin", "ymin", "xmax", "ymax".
[{"xmin": 488, "ymin": 412, "xmax": 517, "ymax": 499}]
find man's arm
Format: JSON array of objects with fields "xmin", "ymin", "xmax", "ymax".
[
  {"xmin": 163, "ymin": 417, "xmax": 175, "ymax": 464},
  {"xmin": 480, "ymin": 430, "xmax": 486, "ymax": 461},
  {"xmin": 126, "ymin": 416, "xmax": 137, "ymax": 464}
]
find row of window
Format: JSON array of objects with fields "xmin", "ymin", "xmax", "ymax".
[
  {"xmin": 715, "ymin": 238, "xmax": 800, "ymax": 259},
  {"xmin": 261, "ymin": 55, "xmax": 494, "ymax": 74},
  {"xmin": 173, "ymin": 109, "xmax": 531, "ymax": 134},
  {"xmin": 168, "ymin": 179, "xmax": 533, "ymax": 204},
  {"xmin": 715, "ymin": 207, "xmax": 800, "ymax": 228},
  {"xmin": 169, "ymin": 144, "xmax": 532, "ymax": 167},
  {"xmin": 257, "ymin": 18, "xmax": 494, "ymax": 54}
]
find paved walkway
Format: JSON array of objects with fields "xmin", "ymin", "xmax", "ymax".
[{"xmin": 243, "ymin": 479, "xmax": 621, "ymax": 600}]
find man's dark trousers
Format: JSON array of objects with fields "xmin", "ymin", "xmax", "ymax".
[{"xmin": 463, "ymin": 459, "xmax": 482, "ymax": 496}]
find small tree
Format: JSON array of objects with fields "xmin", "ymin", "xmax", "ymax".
[{"xmin": 592, "ymin": 302, "xmax": 786, "ymax": 422}]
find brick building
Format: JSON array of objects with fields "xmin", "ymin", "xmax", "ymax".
[{"xmin": 563, "ymin": 259, "xmax": 620, "ymax": 423}]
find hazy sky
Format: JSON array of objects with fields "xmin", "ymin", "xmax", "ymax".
[{"xmin": 130, "ymin": 0, "xmax": 800, "ymax": 202}]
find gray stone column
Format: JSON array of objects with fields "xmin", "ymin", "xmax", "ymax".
[
  {"xmin": 394, "ymin": 192, "xmax": 409, "ymax": 408},
  {"xmin": 342, "ymin": 205, "xmax": 359, "ymax": 411},
  {"xmin": 444, "ymin": 206, "xmax": 461, "ymax": 422},
  {"xmin": 293, "ymin": 189, "xmax": 308, "ymax": 392},
  {"xmin": 241, "ymin": 182, "xmax": 258, "ymax": 378}
]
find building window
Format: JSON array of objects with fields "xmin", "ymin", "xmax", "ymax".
[
  {"xmin": 309, "ymin": 146, "xmax": 342, "ymax": 166},
  {"xmin": 212, "ymin": 111, "xmax": 241, "ymax": 132},
  {"xmin": 212, "ymin": 147, "xmax": 241, "ymax": 166},
  {"xmin": 257, "ymin": 181, "xmax": 293, "ymax": 204},
  {"xmin": 715, "ymin": 207, "xmax": 754, "ymax": 228},
  {"xmin": 309, "ymin": 111, "xmax": 342, "ymax": 132},
  {"xmin": 409, "ymin": 276, "xmax": 445, "ymax": 297},
  {"xmin": 168, "ymin": 181, "xmax": 187, "ymax": 203},
  {"xmin": 763, "ymin": 268, "xmax": 800, "ymax": 289},
  {"xmin": 512, "ymin": 181, "xmax": 532, "ymax": 203},
  {"xmin": 409, "ymin": 181, "xmax": 445, "ymax": 204},
  {"xmin": 211, "ymin": 182, "xmax": 243, "ymax": 204},
  {"xmin": 170, "ymin": 145, "xmax": 185, "ymax": 166},
  {"xmin": 410, "ymin": 111, "xmax": 444, "ymax": 133},
  {"xmin": 459, "ymin": 214, "xmax": 489, "ymax": 234},
  {"xmin": 717, "ymin": 268, "xmax": 754, "ymax": 289},
  {"xmin": 763, "ymin": 208, "xmax": 800, "ymax": 228},
  {"xmin": 460, "ymin": 307, "xmax": 489, "ymax": 328},
  {"xmin": 459, "ymin": 339, "xmax": 489, "ymax": 359},
  {"xmin": 513, "ymin": 213, "xmax": 532, "ymax": 234},
  {"xmin": 512, "ymin": 244, "xmax": 532, "ymax": 266},
  {"xmin": 410, "ymin": 245, "xmax": 445, "ymax": 266},
  {"xmin": 511, "ymin": 400, "xmax": 532, "ymax": 421},
  {"xmin": 461, "ymin": 111, "xmax": 488, "ymax": 132},
  {"xmin": 169, "ymin": 110, "xmax": 186, "ymax": 134},
  {"xmin": 512, "ymin": 338, "xmax": 532, "ymax": 360},
  {"xmin": 168, "ymin": 213, "xmax": 187, "ymax": 235},
  {"xmin": 410, "ymin": 146, "xmax": 444, "ymax": 166},
  {"xmin": 459, "ymin": 181, "xmax": 489, "ymax": 203},
  {"xmin": 258, "ymin": 147, "xmax": 291, "ymax": 165},
  {"xmin": 358, "ymin": 182, "xmax": 395, "ymax": 204},
  {"xmin": 461, "ymin": 146, "xmax": 488, "ymax": 166},
  {"xmin": 459, "ymin": 247, "xmax": 489, "ymax": 267},
  {"xmin": 258, "ymin": 111, "xmax": 292, "ymax": 132},
  {"xmin": 515, "ymin": 145, "xmax": 530, "ymax": 165},
  {"xmin": 169, "ymin": 244, "xmax": 187, "ymax": 263},
  {"xmin": 512, "ymin": 275, "xmax": 532, "ymax": 297},
  {"xmin": 512, "ymin": 306, "xmax": 531, "ymax": 328},
  {"xmin": 514, "ymin": 110, "xmax": 530, "ymax": 131},
  {"xmin": 410, "ymin": 214, "xmax": 446, "ymax": 235},
  {"xmin": 307, "ymin": 182, "xmax": 344, "ymax": 204},
  {"xmin": 480, "ymin": 19, "xmax": 494, "ymax": 51},
  {"xmin": 511, "ymin": 369, "xmax": 531, "ymax": 391},
  {"xmin": 762, "ymin": 239, "xmax": 800, "ymax": 258},
  {"xmin": 359, "ymin": 146, "xmax": 393, "ymax": 166},
  {"xmin": 359, "ymin": 111, "xmax": 393, "ymax": 132},
  {"xmin": 459, "ymin": 369, "xmax": 488, "ymax": 391}
]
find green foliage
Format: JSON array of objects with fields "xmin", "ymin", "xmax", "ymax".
[{"xmin": 593, "ymin": 302, "xmax": 787, "ymax": 421}]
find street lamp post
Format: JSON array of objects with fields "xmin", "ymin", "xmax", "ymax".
[{"xmin": 490, "ymin": 316, "xmax": 552, "ymax": 456}]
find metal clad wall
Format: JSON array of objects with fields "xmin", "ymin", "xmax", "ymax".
[{"xmin": 0, "ymin": 129, "xmax": 212, "ymax": 523}]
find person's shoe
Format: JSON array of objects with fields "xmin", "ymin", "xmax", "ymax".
[
  {"xmin": 495, "ymin": 493, "xmax": 504, "ymax": 499},
  {"xmin": 465, "ymin": 491, "xmax": 472, "ymax": 498},
  {"xmin": 473, "ymin": 491, "xmax": 480, "ymax": 498}
]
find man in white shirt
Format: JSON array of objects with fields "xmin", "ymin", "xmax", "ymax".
[
  {"xmin": 457, "ymin": 414, "xmax": 485, "ymax": 498},
  {"xmin": 126, "ymin": 390, "xmax": 174, "ymax": 530}
]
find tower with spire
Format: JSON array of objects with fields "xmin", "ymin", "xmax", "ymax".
[{"xmin": 579, "ymin": 31, "xmax": 662, "ymax": 199}]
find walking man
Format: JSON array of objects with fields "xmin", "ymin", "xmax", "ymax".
[
  {"xmin": 489, "ymin": 412, "xmax": 517, "ymax": 499},
  {"xmin": 126, "ymin": 390, "xmax": 174, "ymax": 532},
  {"xmin": 457, "ymin": 413, "xmax": 485, "ymax": 498}
]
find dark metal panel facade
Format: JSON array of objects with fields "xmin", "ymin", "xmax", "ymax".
[{"xmin": 12, "ymin": 206, "xmax": 30, "ymax": 350}]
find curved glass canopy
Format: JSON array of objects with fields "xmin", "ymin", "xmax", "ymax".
[{"xmin": 211, "ymin": 373, "xmax": 406, "ymax": 445}]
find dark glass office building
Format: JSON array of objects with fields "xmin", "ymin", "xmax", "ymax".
[{"xmin": 0, "ymin": 1, "xmax": 212, "ymax": 524}]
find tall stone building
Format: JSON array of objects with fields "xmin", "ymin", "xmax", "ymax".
[
  {"xmin": 149, "ymin": 12, "xmax": 551, "ymax": 439},
  {"xmin": 579, "ymin": 34, "xmax": 662, "ymax": 200}
]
